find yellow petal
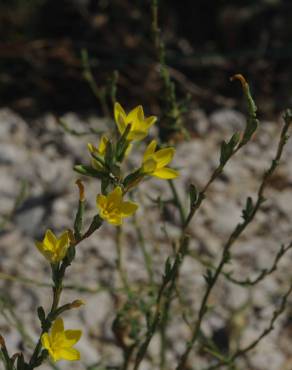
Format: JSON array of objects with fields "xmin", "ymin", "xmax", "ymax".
[
  {"xmin": 144, "ymin": 115, "xmax": 157, "ymax": 127},
  {"xmin": 44, "ymin": 230, "xmax": 57, "ymax": 251},
  {"xmin": 126, "ymin": 105, "xmax": 142, "ymax": 123},
  {"xmin": 121, "ymin": 201, "xmax": 138, "ymax": 216},
  {"xmin": 41, "ymin": 333, "xmax": 51, "ymax": 350},
  {"xmin": 153, "ymin": 147, "xmax": 175, "ymax": 168},
  {"xmin": 35, "ymin": 242, "xmax": 54, "ymax": 262},
  {"xmin": 108, "ymin": 215, "xmax": 123, "ymax": 226},
  {"xmin": 58, "ymin": 348, "xmax": 80, "ymax": 361},
  {"xmin": 64, "ymin": 330, "xmax": 82, "ymax": 346},
  {"xmin": 143, "ymin": 140, "xmax": 157, "ymax": 161},
  {"xmin": 152, "ymin": 167, "xmax": 179, "ymax": 179},
  {"xmin": 107, "ymin": 187, "xmax": 123, "ymax": 206},
  {"xmin": 128, "ymin": 130, "xmax": 148, "ymax": 141},
  {"xmin": 87, "ymin": 143, "xmax": 96, "ymax": 154},
  {"xmin": 98, "ymin": 135, "xmax": 108, "ymax": 155},
  {"xmin": 114, "ymin": 103, "xmax": 127, "ymax": 134},
  {"xmin": 96, "ymin": 194, "xmax": 107, "ymax": 210},
  {"xmin": 114, "ymin": 102, "xmax": 126, "ymax": 123},
  {"xmin": 56, "ymin": 231, "xmax": 70, "ymax": 261},
  {"xmin": 142, "ymin": 158, "xmax": 157, "ymax": 173},
  {"xmin": 51, "ymin": 318, "xmax": 64, "ymax": 339}
]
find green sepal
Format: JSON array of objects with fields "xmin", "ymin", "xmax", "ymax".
[
  {"xmin": 123, "ymin": 169, "xmax": 143, "ymax": 189},
  {"xmin": 189, "ymin": 184, "xmax": 198, "ymax": 206},
  {"xmin": 203, "ymin": 269, "xmax": 213, "ymax": 285},
  {"xmin": 16, "ymin": 353, "xmax": 26, "ymax": 370},
  {"xmin": 37, "ymin": 306, "xmax": 46, "ymax": 324},
  {"xmin": 220, "ymin": 132, "xmax": 240, "ymax": 165},
  {"xmin": 74, "ymin": 165, "xmax": 105, "ymax": 179},
  {"xmin": 116, "ymin": 124, "xmax": 131, "ymax": 162},
  {"xmin": 242, "ymin": 196, "xmax": 254, "ymax": 221},
  {"xmin": 66, "ymin": 245, "xmax": 76, "ymax": 264},
  {"xmin": 104, "ymin": 141, "xmax": 114, "ymax": 169},
  {"xmin": 90, "ymin": 152, "xmax": 106, "ymax": 168},
  {"xmin": 74, "ymin": 200, "xmax": 85, "ymax": 241}
]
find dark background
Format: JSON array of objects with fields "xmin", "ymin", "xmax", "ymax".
[{"xmin": 1, "ymin": 0, "xmax": 292, "ymax": 119}]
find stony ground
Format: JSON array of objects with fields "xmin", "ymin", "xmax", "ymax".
[{"xmin": 0, "ymin": 108, "xmax": 292, "ymax": 370}]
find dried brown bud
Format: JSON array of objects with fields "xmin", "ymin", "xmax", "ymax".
[
  {"xmin": 70, "ymin": 299, "xmax": 85, "ymax": 309},
  {"xmin": 76, "ymin": 179, "xmax": 85, "ymax": 202},
  {"xmin": 0, "ymin": 335, "xmax": 6, "ymax": 348},
  {"xmin": 230, "ymin": 74, "xmax": 248, "ymax": 90}
]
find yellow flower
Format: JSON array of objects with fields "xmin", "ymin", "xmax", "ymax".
[
  {"xmin": 142, "ymin": 140, "xmax": 179, "ymax": 179},
  {"xmin": 41, "ymin": 318, "xmax": 81, "ymax": 362},
  {"xmin": 96, "ymin": 186, "xmax": 138, "ymax": 225},
  {"xmin": 88, "ymin": 135, "xmax": 109, "ymax": 170},
  {"xmin": 35, "ymin": 230, "xmax": 70, "ymax": 264},
  {"xmin": 114, "ymin": 102, "xmax": 157, "ymax": 141}
]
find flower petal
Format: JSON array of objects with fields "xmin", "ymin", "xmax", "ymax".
[
  {"xmin": 114, "ymin": 103, "xmax": 127, "ymax": 134},
  {"xmin": 56, "ymin": 231, "xmax": 70, "ymax": 261},
  {"xmin": 143, "ymin": 140, "xmax": 157, "ymax": 161},
  {"xmin": 126, "ymin": 105, "xmax": 142, "ymax": 123},
  {"xmin": 128, "ymin": 130, "xmax": 148, "ymax": 141},
  {"xmin": 96, "ymin": 194, "xmax": 107, "ymax": 210},
  {"xmin": 98, "ymin": 135, "xmax": 108, "ymax": 155},
  {"xmin": 44, "ymin": 230, "xmax": 57, "ymax": 250},
  {"xmin": 114, "ymin": 102, "xmax": 126, "ymax": 123},
  {"xmin": 107, "ymin": 187, "xmax": 123, "ymax": 207},
  {"xmin": 51, "ymin": 318, "xmax": 64, "ymax": 339},
  {"xmin": 142, "ymin": 158, "xmax": 157, "ymax": 173},
  {"xmin": 153, "ymin": 147, "xmax": 175, "ymax": 168},
  {"xmin": 87, "ymin": 143, "xmax": 96, "ymax": 154},
  {"xmin": 152, "ymin": 167, "xmax": 179, "ymax": 179},
  {"xmin": 144, "ymin": 115, "xmax": 157, "ymax": 127},
  {"xmin": 64, "ymin": 330, "xmax": 82, "ymax": 346},
  {"xmin": 108, "ymin": 216, "xmax": 122, "ymax": 225},
  {"xmin": 41, "ymin": 333, "xmax": 51, "ymax": 350},
  {"xmin": 121, "ymin": 201, "xmax": 138, "ymax": 216},
  {"xmin": 58, "ymin": 348, "xmax": 80, "ymax": 361},
  {"xmin": 35, "ymin": 242, "xmax": 54, "ymax": 262}
]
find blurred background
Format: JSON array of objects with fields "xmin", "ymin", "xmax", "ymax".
[
  {"xmin": 1, "ymin": 0, "xmax": 292, "ymax": 119},
  {"xmin": 1, "ymin": 1, "xmax": 292, "ymax": 369}
]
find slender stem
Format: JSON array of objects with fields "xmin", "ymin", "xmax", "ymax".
[
  {"xmin": 134, "ymin": 215, "xmax": 154, "ymax": 288},
  {"xmin": 116, "ymin": 226, "xmax": 130, "ymax": 292},
  {"xmin": 176, "ymin": 112, "xmax": 291, "ymax": 370},
  {"xmin": 133, "ymin": 236, "xmax": 189, "ymax": 370},
  {"xmin": 168, "ymin": 180, "xmax": 186, "ymax": 225}
]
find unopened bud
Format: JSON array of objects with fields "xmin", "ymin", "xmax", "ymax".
[
  {"xmin": 68, "ymin": 229, "xmax": 76, "ymax": 244},
  {"xmin": 230, "ymin": 74, "xmax": 248, "ymax": 90},
  {"xmin": 70, "ymin": 299, "xmax": 85, "ymax": 309},
  {"xmin": 0, "ymin": 335, "xmax": 5, "ymax": 348}
]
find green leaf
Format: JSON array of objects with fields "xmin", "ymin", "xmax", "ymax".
[
  {"xmin": 74, "ymin": 200, "xmax": 85, "ymax": 241},
  {"xmin": 37, "ymin": 306, "xmax": 46, "ymax": 324},
  {"xmin": 220, "ymin": 132, "xmax": 240, "ymax": 165},
  {"xmin": 203, "ymin": 269, "xmax": 213, "ymax": 285},
  {"xmin": 104, "ymin": 141, "xmax": 114, "ymax": 169},
  {"xmin": 123, "ymin": 170, "xmax": 142, "ymax": 188},
  {"xmin": 189, "ymin": 184, "xmax": 198, "ymax": 206},
  {"xmin": 242, "ymin": 196, "xmax": 253, "ymax": 221},
  {"xmin": 116, "ymin": 124, "xmax": 131, "ymax": 162},
  {"xmin": 74, "ymin": 165, "xmax": 106, "ymax": 179}
]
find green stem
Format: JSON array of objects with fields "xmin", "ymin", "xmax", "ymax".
[
  {"xmin": 134, "ymin": 215, "xmax": 154, "ymax": 289},
  {"xmin": 176, "ymin": 111, "xmax": 291, "ymax": 370},
  {"xmin": 116, "ymin": 226, "xmax": 130, "ymax": 293},
  {"xmin": 168, "ymin": 180, "xmax": 186, "ymax": 226}
]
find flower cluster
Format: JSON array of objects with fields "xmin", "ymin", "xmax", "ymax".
[
  {"xmin": 33, "ymin": 102, "xmax": 179, "ymax": 365},
  {"xmin": 82, "ymin": 102, "xmax": 179, "ymax": 225}
]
